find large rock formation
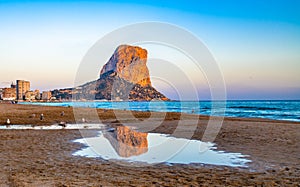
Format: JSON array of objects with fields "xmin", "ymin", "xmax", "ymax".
[
  {"xmin": 100, "ymin": 45, "xmax": 151, "ymax": 87},
  {"xmin": 76, "ymin": 45, "xmax": 169, "ymax": 101}
]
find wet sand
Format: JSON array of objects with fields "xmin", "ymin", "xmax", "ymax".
[{"xmin": 0, "ymin": 103, "xmax": 299, "ymax": 186}]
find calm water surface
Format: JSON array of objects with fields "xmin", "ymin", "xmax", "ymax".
[{"xmin": 73, "ymin": 126, "xmax": 251, "ymax": 167}]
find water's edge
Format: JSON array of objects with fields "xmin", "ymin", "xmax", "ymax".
[{"xmin": 20, "ymin": 100, "xmax": 300, "ymax": 122}]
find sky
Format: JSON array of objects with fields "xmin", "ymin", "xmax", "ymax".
[{"xmin": 0, "ymin": 0, "xmax": 299, "ymax": 100}]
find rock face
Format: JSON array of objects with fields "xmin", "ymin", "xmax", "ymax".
[
  {"xmin": 100, "ymin": 45, "xmax": 151, "ymax": 87},
  {"xmin": 104, "ymin": 126, "xmax": 148, "ymax": 157},
  {"xmin": 78, "ymin": 44, "xmax": 169, "ymax": 101}
]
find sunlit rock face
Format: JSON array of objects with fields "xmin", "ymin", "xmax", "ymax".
[
  {"xmin": 104, "ymin": 126, "xmax": 148, "ymax": 157},
  {"xmin": 76, "ymin": 45, "xmax": 169, "ymax": 101},
  {"xmin": 94, "ymin": 45, "xmax": 169, "ymax": 101},
  {"xmin": 100, "ymin": 45, "xmax": 151, "ymax": 87}
]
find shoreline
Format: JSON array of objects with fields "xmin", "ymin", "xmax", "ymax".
[
  {"xmin": 0, "ymin": 103, "xmax": 299, "ymax": 186},
  {"xmin": 5, "ymin": 102, "xmax": 300, "ymax": 125}
]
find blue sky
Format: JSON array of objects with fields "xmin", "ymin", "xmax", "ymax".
[{"xmin": 0, "ymin": 0, "xmax": 299, "ymax": 100}]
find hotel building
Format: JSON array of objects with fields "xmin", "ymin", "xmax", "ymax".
[{"xmin": 16, "ymin": 80, "xmax": 30, "ymax": 100}]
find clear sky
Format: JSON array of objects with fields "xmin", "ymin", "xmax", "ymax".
[{"xmin": 0, "ymin": 0, "xmax": 299, "ymax": 100}]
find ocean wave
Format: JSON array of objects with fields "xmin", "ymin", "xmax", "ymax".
[{"xmin": 20, "ymin": 101, "xmax": 300, "ymax": 122}]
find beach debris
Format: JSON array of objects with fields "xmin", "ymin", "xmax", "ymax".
[
  {"xmin": 6, "ymin": 119, "xmax": 10, "ymax": 125},
  {"xmin": 29, "ymin": 114, "xmax": 36, "ymax": 118},
  {"xmin": 40, "ymin": 114, "xmax": 44, "ymax": 120},
  {"xmin": 58, "ymin": 121, "xmax": 67, "ymax": 128},
  {"xmin": 61, "ymin": 111, "xmax": 65, "ymax": 116}
]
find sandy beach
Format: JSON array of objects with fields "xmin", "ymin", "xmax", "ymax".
[{"xmin": 0, "ymin": 103, "xmax": 299, "ymax": 186}]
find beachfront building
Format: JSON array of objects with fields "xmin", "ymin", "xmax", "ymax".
[
  {"xmin": 0, "ymin": 88, "xmax": 3, "ymax": 100},
  {"xmin": 11, "ymin": 82, "xmax": 16, "ymax": 88},
  {"xmin": 16, "ymin": 80, "xmax": 30, "ymax": 100},
  {"xmin": 42, "ymin": 91, "xmax": 52, "ymax": 101},
  {"xmin": 34, "ymin": 89, "xmax": 41, "ymax": 100},
  {"xmin": 25, "ymin": 90, "xmax": 39, "ymax": 101},
  {"xmin": 2, "ymin": 87, "xmax": 17, "ymax": 100}
]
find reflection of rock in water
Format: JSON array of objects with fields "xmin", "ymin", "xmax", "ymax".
[{"xmin": 104, "ymin": 126, "xmax": 148, "ymax": 157}]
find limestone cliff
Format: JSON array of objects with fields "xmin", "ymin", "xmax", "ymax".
[
  {"xmin": 75, "ymin": 45, "xmax": 169, "ymax": 101},
  {"xmin": 100, "ymin": 45, "xmax": 151, "ymax": 87}
]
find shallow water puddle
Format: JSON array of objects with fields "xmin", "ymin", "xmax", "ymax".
[
  {"xmin": 0, "ymin": 124, "xmax": 106, "ymax": 130},
  {"xmin": 73, "ymin": 126, "xmax": 251, "ymax": 167}
]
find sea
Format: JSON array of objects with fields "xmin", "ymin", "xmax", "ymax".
[{"xmin": 21, "ymin": 100, "xmax": 300, "ymax": 122}]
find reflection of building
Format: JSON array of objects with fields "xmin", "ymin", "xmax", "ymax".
[
  {"xmin": 42, "ymin": 91, "xmax": 52, "ymax": 100},
  {"xmin": 16, "ymin": 80, "xmax": 30, "ymax": 100},
  {"xmin": 2, "ymin": 87, "xmax": 17, "ymax": 100},
  {"xmin": 104, "ymin": 126, "xmax": 148, "ymax": 157}
]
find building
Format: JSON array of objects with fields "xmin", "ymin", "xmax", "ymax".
[
  {"xmin": 34, "ymin": 89, "xmax": 40, "ymax": 100},
  {"xmin": 16, "ymin": 80, "xmax": 30, "ymax": 100},
  {"xmin": 0, "ymin": 88, "xmax": 3, "ymax": 100},
  {"xmin": 10, "ymin": 82, "xmax": 16, "ymax": 88},
  {"xmin": 1, "ymin": 82, "xmax": 17, "ymax": 100},
  {"xmin": 42, "ymin": 91, "xmax": 52, "ymax": 100},
  {"xmin": 2, "ymin": 87, "xmax": 17, "ymax": 100},
  {"xmin": 25, "ymin": 91, "xmax": 37, "ymax": 101}
]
